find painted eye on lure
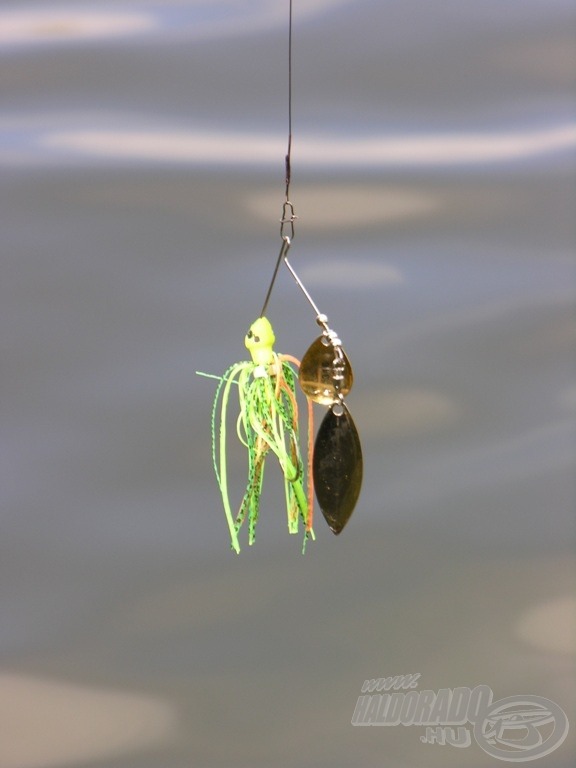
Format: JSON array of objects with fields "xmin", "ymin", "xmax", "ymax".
[{"xmin": 244, "ymin": 317, "xmax": 275, "ymax": 365}]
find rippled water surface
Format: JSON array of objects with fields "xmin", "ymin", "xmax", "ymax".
[{"xmin": 1, "ymin": 1, "xmax": 575, "ymax": 766}]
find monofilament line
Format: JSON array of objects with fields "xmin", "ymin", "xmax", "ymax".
[
  {"xmin": 259, "ymin": 0, "xmax": 328, "ymax": 325},
  {"xmin": 259, "ymin": 0, "xmax": 294, "ymax": 318},
  {"xmin": 285, "ymin": 0, "xmax": 293, "ymax": 200}
]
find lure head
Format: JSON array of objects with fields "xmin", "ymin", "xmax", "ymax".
[{"xmin": 245, "ymin": 317, "xmax": 275, "ymax": 365}]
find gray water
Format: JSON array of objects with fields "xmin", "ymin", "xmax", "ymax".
[{"xmin": 1, "ymin": 1, "xmax": 575, "ymax": 766}]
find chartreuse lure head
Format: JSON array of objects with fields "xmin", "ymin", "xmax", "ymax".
[{"xmin": 245, "ymin": 317, "xmax": 276, "ymax": 366}]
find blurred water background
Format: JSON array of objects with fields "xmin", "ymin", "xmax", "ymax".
[{"xmin": 1, "ymin": 1, "xmax": 575, "ymax": 766}]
